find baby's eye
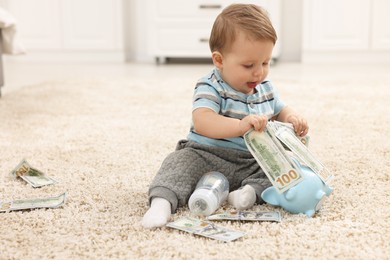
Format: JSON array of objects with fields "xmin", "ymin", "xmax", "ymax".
[
  {"xmin": 243, "ymin": 64, "xmax": 254, "ymax": 69},
  {"xmin": 263, "ymin": 62, "xmax": 269, "ymax": 66}
]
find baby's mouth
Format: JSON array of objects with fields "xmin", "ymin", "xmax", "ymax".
[{"xmin": 247, "ymin": 82, "xmax": 258, "ymax": 88}]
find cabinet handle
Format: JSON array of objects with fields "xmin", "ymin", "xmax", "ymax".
[
  {"xmin": 199, "ymin": 4, "xmax": 222, "ymax": 9},
  {"xmin": 199, "ymin": 38, "xmax": 209, "ymax": 43}
]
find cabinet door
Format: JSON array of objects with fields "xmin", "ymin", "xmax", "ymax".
[
  {"xmin": 372, "ymin": 0, "xmax": 390, "ymax": 50},
  {"xmin": 303, "ymin": 0, "xmax": 371, "ymax": 50},
  {"xmin": 147, "ymin": 0, "xmax": 281, "ymax": 59},
  {"xmin": 6, "ymin": 0, "xmax": 62, "ymax": 50},
  {"xmin": 62, "ymin": 0, "xmax": 123, "ymax": 50}
]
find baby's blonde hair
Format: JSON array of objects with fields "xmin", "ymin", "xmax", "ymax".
[{"xmin": 209, "ymin": 4, "xmax": 277, "ymax": 53}]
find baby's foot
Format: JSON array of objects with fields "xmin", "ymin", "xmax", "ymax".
[
  {"xmin": 141, "ymin": 197, "xmax": 172, "ymax": 229},
  {"xmin": 228, "ymin": 185, "xmax": 256, "ymax": 210}
]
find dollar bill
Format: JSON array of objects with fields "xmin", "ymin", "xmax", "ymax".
[
  {"xmin": 244, "ymin": 128, "xmax": 303, "ymax": 193},
  {"xmin": 166, "ymin": 216, "xmax": 245, "ymax": 242},
  {"xmin": 207, "ymin": 211, "xmax": 281, "ymax": 222},
  {"xmin": 10, "ymin": 159, "xmax": 56, "ymax": 188},
  {"xmin": 268, "ymin": 121, "xmax": 310, "ymax": 147},
  {"xmin": 268, "ymin": 121, "xmax": 333, "ymax": 184},
  {"xmin": 0, "ymin": 192, "xmax": 67, "ymax": 213}
]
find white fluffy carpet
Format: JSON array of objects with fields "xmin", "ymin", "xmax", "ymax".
[{"xmin": 0, "ymin": 70, "xmax": 389, "ymax": 259}]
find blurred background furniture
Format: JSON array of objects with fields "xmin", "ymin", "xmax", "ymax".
[
  {"xmin": 146, "ymin": 0, "xmax": 281, "ymax": 63},
  {"xmin": 0, "ymin": 0, "xmax": 123, "ymax": 62},
  {"xmin": 0, "ymin": 6, "xmax": 26, "ymax": 97},
  {"xmin": 0, "ymin": 29, "xmax": 4, "ymax": 97}
]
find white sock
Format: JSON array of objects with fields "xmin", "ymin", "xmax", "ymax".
[
  {"xmin": 142, "ymin": 197, "xmax": 172, "ymax": 229},
  {"xmin": 228, "ymin": 185, "xmax": 256, "ymax": 210}
]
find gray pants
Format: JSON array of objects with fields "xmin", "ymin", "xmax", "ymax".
[{"xmin": 148, "ymin": 140, "xmax": 271, "ymax": 213}]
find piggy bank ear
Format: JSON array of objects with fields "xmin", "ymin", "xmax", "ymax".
[{"xmin": 261, "ymin": 187, "xmax": 280, "ymax": 206}]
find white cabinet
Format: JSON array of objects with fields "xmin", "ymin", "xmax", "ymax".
[
  {"xmin": 2, "ymin": 0, "xmax": 62, "ymax": 49},
  {"xmin": 303, "ymin": 0, "xmax": 370, "ymax": 50},
  {"xmin": 61, "ymin": 0, "xmax": 123, "ymax": 50},
  {"xmin": 0, "ymin": 0, "xmax": 124, "ymax": 61},
  {"xmin": 372, "ymin": 0, "xmax": 390, "ymax": 50},
  {"xmin": 147, "ymin": 0, "xmax": 281, "ymax": 63},
  {"xmin": 303, "ymin": 0, "xmax": 390, "ymax": 62}
]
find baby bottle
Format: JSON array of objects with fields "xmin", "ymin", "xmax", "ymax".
[{"xmin": 188, "ymin": 171, "xmax": 229, "ymax": 216}]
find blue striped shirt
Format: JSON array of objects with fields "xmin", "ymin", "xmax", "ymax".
[{"xmin": 187, "ymin": 68, "xmax": 285, "ymax": 151}]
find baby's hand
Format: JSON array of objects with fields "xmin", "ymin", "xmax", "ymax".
[
  {"xmin": 239, "ymin": 114, "xmax": 268, "ymax": 134},
  {"xmin": 286, "ymin": 114, "xmax": 309, "ymax": 137}
]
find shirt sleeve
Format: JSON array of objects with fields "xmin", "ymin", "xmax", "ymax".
[{"xmin": 192, "ymin": 83, "xmax": 221, "ymax": 113}]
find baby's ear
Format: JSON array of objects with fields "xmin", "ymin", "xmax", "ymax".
[{"xmin": 211, "ymin": 51, "xmax": 223, "ymax": 69}]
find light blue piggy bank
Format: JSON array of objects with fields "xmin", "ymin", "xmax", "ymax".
[{"xmin": 261, "ymin": 162, "xmax": 333, "ymax": 217}]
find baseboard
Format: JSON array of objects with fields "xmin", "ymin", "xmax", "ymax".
[{"xmin": 302, "ymin": 50, "xmax": 390, "ymax": 64}]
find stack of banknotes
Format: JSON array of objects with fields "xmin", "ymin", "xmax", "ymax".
[
  {"xmin": 207, "ymin": 211, "xmax": 281, "ymax": 222},
  {"xmin": 267, "ymin": 121, "xmax": 333, "ymax": 184},
  {"xmin": 1, "ymin": 159, "xmax": 66, "ymax": 213},
  {"xmin": 244, "ymin": 121, "xmax": 333, "ymax": 193},
  {"xmin": 167, "ymin": 216, "xmax": 246, "ymax": 242},
  {"xmin": 167, "ymin": 211, "xmax": 281, "ymax": 242}
]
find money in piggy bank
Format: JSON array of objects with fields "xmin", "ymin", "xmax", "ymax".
[{"xmin": 261, "ymin": 162, "xmax": 333, "ymax": 217}]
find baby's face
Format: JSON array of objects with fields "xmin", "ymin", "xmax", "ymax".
[{"xmin": 218, "ymin": 32, "xmax": 274, "ymax": 95}]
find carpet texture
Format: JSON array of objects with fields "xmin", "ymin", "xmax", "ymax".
[{"xmin": 0, "ymin": 73, "xmax": 389, "ymax": 259}]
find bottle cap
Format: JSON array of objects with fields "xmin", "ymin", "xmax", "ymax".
[{"xmin": 188, "ymin": 188, "xmax": 218, "ymax": 216}]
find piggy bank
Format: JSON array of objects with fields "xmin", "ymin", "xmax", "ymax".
[{"xmin": 261, "ymin": 162, "xmax": 333, "ymax": 217}]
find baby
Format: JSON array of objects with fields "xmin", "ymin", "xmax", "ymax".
[{"xmin": 142, "ymin": 3, "xmax": 308, "ymax": 228}]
